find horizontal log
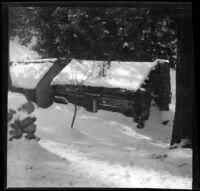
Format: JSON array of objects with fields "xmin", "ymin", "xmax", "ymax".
[
  {"xmin": 52, "ymin": 85, "xmax": 136, "ymax": 96},
  {"xmin": 99, "ymin": 103, "xmax": 130, "ymax": 110},
  {"xmin": 53, "ymin": 95, "xmax": 68, "ymax": 104},
  {"xmin": 80, "ymin": 92, "xmax": 101, "ymax": 97},
  {"xmin": 99, "ymin": 97, "xmax": 134, "ymax": 108},
  {"xmin": 11, "ymin": 58, "xmax": 58, "ymax": 63},
  {"xmin": 53, "ymin": 88, "xmax": 135, "ymax": 100}
]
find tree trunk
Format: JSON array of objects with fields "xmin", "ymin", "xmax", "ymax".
[
  {"xmin": 71, "ymin": 104, "xmax": 78, "ymax": 128},
  {"xmin": 170, "ymin": 13, "xmax": 194, "ymax": 146}
]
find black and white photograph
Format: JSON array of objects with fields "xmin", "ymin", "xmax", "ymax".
[{"xmin": 4, "ymin": 2, "xmax": 197, "ymax": 189}]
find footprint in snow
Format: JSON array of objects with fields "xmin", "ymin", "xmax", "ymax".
[
  {"xmin": 178, "ymin": 163, "xmax": 188, "ymax": 167},
  {"xmin": 150, "ymin": 154, "xmax": 168, "ymax": 160},
  {"xmin": 25, "ymin": 166, "xmax": 33, "ymax": 170}
]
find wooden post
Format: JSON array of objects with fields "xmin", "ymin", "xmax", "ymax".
[
  {"xmin": 87, "ymin": 96, "xmax": 98, "ymax": 113},
  {"xmin": 92, "ymin": 98, "xmax": 98, "ymax": 113}
]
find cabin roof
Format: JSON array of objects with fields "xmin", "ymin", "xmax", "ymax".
[
  {"xmin": 10, "ymin": 61, "xmax": 54, "ymax": 89},
  {"xmin": 51, "ymin": 59, "xmax": 168, "ymax": 91},
  {"xmin": 10, "ymin": 58, "xmax": 168, "ymax": 91}
]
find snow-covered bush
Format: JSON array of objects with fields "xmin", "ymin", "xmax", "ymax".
[{"xmin": 7, "ymin": 92, "xmax": 40, "ymax": 141}]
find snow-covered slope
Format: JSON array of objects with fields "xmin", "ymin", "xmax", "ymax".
[
  {"xmin": 9, "ymin": 37, "xmax": 40, "ymax": 62},
  {"xmin": 7, "ymin": 69, "xmax": 192, "ymax": 189},
  {"xmin": 52, "ymin": 59, "xmax": 162, "ymax": 91}
]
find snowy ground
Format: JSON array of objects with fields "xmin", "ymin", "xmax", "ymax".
[{"xmin": 7, "ymin": 69, "xmax": 192, "ymax": 189}]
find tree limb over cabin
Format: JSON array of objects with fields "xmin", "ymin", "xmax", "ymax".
[
  {"xmin": 9, "ymin": 58, "xmax": 71, "ymax": 107},
  {"xmin": 9, "ymin": 58, "xmax": 171, "ymax": 128}
]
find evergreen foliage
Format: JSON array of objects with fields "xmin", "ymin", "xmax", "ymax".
[{"xmin": 9, "ymin": 7, "xmax": 177, "ymax": 67}]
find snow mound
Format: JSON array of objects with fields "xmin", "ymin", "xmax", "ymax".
[
  {"xmin": 7, "ymin": 92, "xmax": 30, "ymax": 124},
  {"xmin": 10, "ymin": 62, "xmax": 54, "ymax": 89},
  {"xmin": 161, "ymin": 111, "xmax": 174, "ymax": 123},
  {"xmin": 9, "ymin": 37, "xmax": 40, "ymax": 62},
  {"xmin": 7, "ymin": 92, "xmax": 38, "ymax": 141},
  {"xmin": 8, "ymin": 91, "xmax": 28, "ymax": 111},
  {"xmin": 65, "ymin": 128, "xmax": 89, "ymax": 141},
  {"xmin": 52, "ymin": 59, "xmax": 161, "ymax": 91}
]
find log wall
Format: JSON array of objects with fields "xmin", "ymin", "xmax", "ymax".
[
  {"xmin": 149, "ymin": 62, "xmax": 171, "ymax": 110},
  {"xmin": 51, "ymin": 62, "xmax": 171, "ymax": 128}
]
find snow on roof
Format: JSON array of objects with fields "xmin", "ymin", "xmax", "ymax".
[
  {"xmin": 51, "ymin": 59, "xmax": 167, "ymax": 91},
  {"xmin": 9, "ymin": 58, "xmax": 168, "ymax": 91},
  {"xmin": 10, "ymin": 62, "xmax": 54, "ymax": 89}
]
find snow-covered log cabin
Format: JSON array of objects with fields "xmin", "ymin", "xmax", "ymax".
[{"xmin": 9, "ymin": 58, "xmax": 171, "ymax": 128}]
